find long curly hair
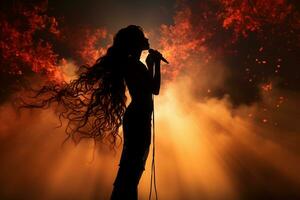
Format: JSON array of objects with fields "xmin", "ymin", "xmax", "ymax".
[{"xmin": 22, "ymin": 25, "xmax": 147, "ymax": 147}]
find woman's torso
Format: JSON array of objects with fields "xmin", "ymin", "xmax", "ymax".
[
  {"xmin": 122, "ymin": 57, "xmax": 153, "ymax": 147},
  {"xmin": 124, "ymin": 57, "xmax": 153, "ymax": 114}
]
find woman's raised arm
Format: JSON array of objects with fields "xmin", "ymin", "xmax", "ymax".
[{"xmin": 146, "ymin": 52, "xmax": 161, "ymax": 95}]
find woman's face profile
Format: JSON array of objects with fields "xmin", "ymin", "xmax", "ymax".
[
  {"xmin": 143, "ymin": 37, "xmax": 150, "ymax": 50},
  {"xmin": 138, "ymin": 33, "xmax": 150, "ymax": 51},
  {"xmin": 133, "ymin": 27, "xmax": 149, "ymax": 51}
]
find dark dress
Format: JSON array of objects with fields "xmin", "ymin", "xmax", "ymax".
[{"xmin": 110, "ymin": 57, "xmax": 153, "ymax": 200}]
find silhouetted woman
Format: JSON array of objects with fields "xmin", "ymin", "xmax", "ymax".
[
  {"xmin": 22, "ymin": 25, "xmax": 161, "ymax": 200},
  {"xmin": 109, "ymin": 26, "xmax": 161, "ymax": 200}
]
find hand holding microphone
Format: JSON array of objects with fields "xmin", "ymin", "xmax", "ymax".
[{"xmin": 147, "ymin": 49, "xmax": 169, "ymax": 64}]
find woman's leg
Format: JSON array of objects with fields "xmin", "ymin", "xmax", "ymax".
[
  {"xmin": 110, "ymin": 108, "xmax": 151, "ymax": 200},
  {"xmin": 110, "ymin": 142, "xmax": 150, "ymax": 200},
  {"xmin": 110, "ymin": 165, "xmax": 141, "ymax": 200},
  {"xmin": 110, "ymin": 138, "xmax": 150, "ymax": 200}
]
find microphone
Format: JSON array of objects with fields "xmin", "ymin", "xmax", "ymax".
[{"xmin": 148, "ymin": 49, "xmax": 169, "ymax": 64}]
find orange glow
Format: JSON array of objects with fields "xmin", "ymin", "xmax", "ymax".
[
  {"xmin": 159, "ymin": 7, "xmax": 209, "ymax": 79},
  {"xmin": 76, "ymin": 28, "xmax": 110, "ymax": 66},
  {"xmin": 219, "ymin": 0, "xmax": 294, "ymax": 39},
  {"xmin": 0, "ymin": 3, "xmax": 64, "ymax": 82},
  {"xmin": 2, "ymin": 79, "xmax": 300, "ymax": 199}
]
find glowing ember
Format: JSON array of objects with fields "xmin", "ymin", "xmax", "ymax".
[{"xmin": 261, "ymin": 82, "xmax": 272, "ymax": 92}]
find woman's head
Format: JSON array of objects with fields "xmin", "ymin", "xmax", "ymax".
[{"xmin": 113, "ymin": 25, "xmax": 149, "ymax": 55}]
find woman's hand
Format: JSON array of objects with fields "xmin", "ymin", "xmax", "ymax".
[
  {"xmin": 145, "ymin": 50, "xmax": 161, "ymax": 95},
  {"xmin": 146, "ymin": 50, "xmax": 161, "ymax": 68}
]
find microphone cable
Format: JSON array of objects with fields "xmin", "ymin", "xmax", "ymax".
[{"xmin": 149, "ymin": 95, "xmax": 159, "ymax": 200}]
